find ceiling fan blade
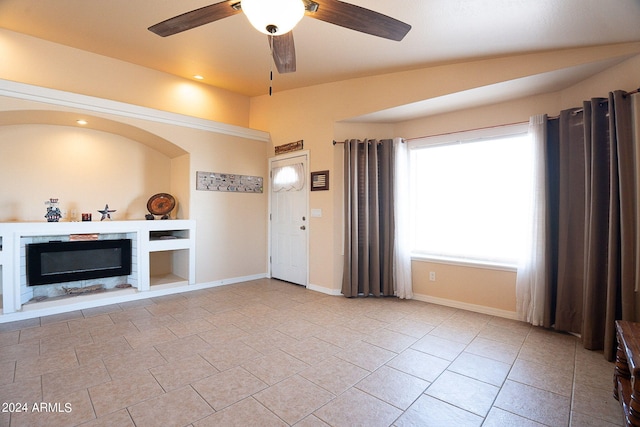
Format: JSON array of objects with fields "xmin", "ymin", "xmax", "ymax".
[
  {"xmin": 307, "ymin": 0, "xmax": 411, "ymax": 41},
  {"xmin": 148, "ymin": 1, "xmax": 241, "ymax": 37},
  {"xmin": 271, "ymin": 32, "xmax": 297, "ymax": 73}
]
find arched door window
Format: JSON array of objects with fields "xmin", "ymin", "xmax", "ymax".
[{"xmin": 272, "ymin": 163, "xmax": 305, "ymax": 192}]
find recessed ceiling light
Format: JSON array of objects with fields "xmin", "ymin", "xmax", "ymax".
[
  {"xmin": 193, "ymin": 75, "xmax": 204, "ymax": 80},
  {"xmin": 76, "ymin": 119, "xmax": 88, "ymax": 125}
]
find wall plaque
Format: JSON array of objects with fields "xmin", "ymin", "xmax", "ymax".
[
  {"xmin": 196, "ymin": 171, "xmax": 263, "ymax": 193},
  {"xmin": 275, "ymin": 140, "xmax": 303, "ymax": 155}
]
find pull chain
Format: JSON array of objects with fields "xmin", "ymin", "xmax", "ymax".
[{"xmin": 269, "ymin": 34, "xmax": 273, "ymax": 96}]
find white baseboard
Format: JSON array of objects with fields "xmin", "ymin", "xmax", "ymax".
[
  {"xmin": 302, "ymin": 287, "xmax": 518, "ymax": 321},
  {"xmin": 412, "ymin": 293, "xmax": 519, "ymax": 320},
  {"xmin": 306, "ymin": 283, "xmax": 342, "ymax": 296},
  {"xmin": 196, "ymin": 273, "xmax": 268, "ymax": 289}
]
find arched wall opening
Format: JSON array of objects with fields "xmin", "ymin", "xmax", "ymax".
[{"xmin": 0, "ymin": 110, "xmax": 189, "ymax": 222}]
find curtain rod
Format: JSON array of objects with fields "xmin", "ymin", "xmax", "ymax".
[
  {"xmin": 547, "ymin": 88, "xmax": 640, "ymax": 119},
  {"xmin": 333, "ymin": 122, "xmax": 525, "ymax": 144},
  {"xmin": 332, "ymin": 139, "xmax": 405, "ymax": 145},
  {"xmin": 404, "ymin": 121, "xmax": 527, "ymax": 142}
]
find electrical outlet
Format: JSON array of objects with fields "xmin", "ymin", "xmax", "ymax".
[{"xmin": 429, "ymin": 271, "xmax": 436, "ymax": 282}]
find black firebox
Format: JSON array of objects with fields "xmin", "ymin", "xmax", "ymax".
[{"xmin": 26, "ymin": 239, "xmax": 132, "ymax": 286}]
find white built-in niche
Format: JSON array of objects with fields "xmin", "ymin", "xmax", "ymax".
[{"xmin": 0, "ymin": 220, "xmax": 195, "ymax": 319}]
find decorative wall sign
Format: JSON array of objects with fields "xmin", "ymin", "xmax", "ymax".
[
  {"xmin": 311, "ymin": 170, "xmax": 329, "ymax": 191},
  {"xmin": 196, "ymin": 171, "xmax": 263, "ymax": 193},
  {"xmin": 275, "ymin": 140, "xmax": 303, "ymax": 155}
]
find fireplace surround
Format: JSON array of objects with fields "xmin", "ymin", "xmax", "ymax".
[{"xmin": 0, "ymin": 220, "xmax": 196, "ymax": 320}]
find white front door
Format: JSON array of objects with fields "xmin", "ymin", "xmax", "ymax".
[{"xmin": 270, "ymin": 154, "xmax": 308, "ymax": 286}]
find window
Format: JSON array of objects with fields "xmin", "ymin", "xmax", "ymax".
[
  {"xmin": 272, "ymin": 163, "xmax": 304, "ymax": 192},
  {"xmin": 409, "ymin": 125, "xmax": 532, "ymax": 265}
]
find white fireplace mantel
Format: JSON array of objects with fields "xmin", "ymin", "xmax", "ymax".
[{"xmin": 0, "ymin": 219, "xmax": 195, "ymax": 322}]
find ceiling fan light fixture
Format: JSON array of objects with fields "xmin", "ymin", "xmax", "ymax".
[{"xmin": 242, "ymin": 0, "xmax": 305, "ymax": 35}]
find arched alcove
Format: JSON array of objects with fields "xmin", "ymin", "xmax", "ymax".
[
  {"xmin": 0, "ymin": 110, "xmax": 187, "ymax": 158},
  {"xmin": 0, "ymin": 110, "xmax": 189, "ymax": 222}
]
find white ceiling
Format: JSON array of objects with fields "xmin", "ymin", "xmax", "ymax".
[{"xmin": 2, "ymin": 0, "xmax": 640, "ymax": 121}]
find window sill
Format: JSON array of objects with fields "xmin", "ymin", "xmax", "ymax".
[{"xmin": 410, "ymin": 254, "xmax": 517, "ymax": 272}]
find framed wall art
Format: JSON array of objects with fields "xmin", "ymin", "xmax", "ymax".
[{"xmin": 311, "ymin": 170, "xmax": 329, "ymax": 191}]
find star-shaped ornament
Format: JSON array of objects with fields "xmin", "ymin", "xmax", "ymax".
[{"xmin": 98, "ymin": 204, "xmax": 116, "ymax": 221}]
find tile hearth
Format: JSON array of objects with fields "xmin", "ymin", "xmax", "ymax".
[{"xmin": 0, "ymin": 279, "xmax": 624, "ymax": 426}]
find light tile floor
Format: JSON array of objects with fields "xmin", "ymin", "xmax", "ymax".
[{"xmin": 0, "ymin": 279, "xmax": 625, "ymax": 426}]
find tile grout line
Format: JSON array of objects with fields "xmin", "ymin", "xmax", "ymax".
[{"xmin": 0, "ymin": 280, "xmax": 624, "ymax": 427}]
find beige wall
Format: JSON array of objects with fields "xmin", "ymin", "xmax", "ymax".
[
  {"xmin": 3, "ymin": 27, "xmax": 640, "ymax": 314},
  {"xmin": 0, "ymin": 124, "xmax": 173, "ymax": 222},
  {"xmin": 391, "ymin": 56, "xmax": 640, "ymax": 313},
  {"xmin": 559, "ymin": 54, "xmax": 640, "ymax": 109},
  {"xmin": 0, "ymin": 97, "xmax": 269, "ymax": 286},
  {"xmin": 412, "ymin": 261, "xmax": 516, "ymax": 313},
  {"xmin": 0, "ymin": 28, "xmax": 269, "ymax": 285},
  {"xmin": 0, "ymin": 29, "xmax": 251, "ymax": 127},
  {"xmin": 251, "ymin": 45, "xmax": 640, "ymax": 313}
]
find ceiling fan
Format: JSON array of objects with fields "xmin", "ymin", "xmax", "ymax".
[{"xmin": 148, "ymin": 0, "xmax": 411, "ymax": 74}]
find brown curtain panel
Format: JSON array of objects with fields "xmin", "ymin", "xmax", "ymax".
[
  {"xmin": 342, "ymin": 139, "xmax": 395, "ymax": 297},
  {"xmin": 544, "ymin": 91, "xmax": 637, "ymax": 360}
]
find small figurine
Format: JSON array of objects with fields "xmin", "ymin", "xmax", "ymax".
[
  {"xmin": 45, "ymin": 198, "xmax": 62, "ymax": 222},
  {"xmin": 98, "ymin": 204, "xmax": 116, "ymax": 221}
]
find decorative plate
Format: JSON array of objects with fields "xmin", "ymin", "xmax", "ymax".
[{"xmin": 147, "ymin": 193, "xmax": 175, "ymax": 216}]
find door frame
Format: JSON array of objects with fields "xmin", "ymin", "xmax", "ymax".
[{"xmin": 267, "ymin": 150, "xmax": 310, "ymax": 286}]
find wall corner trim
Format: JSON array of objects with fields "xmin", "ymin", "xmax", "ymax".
[{"xmin": 0, "ymin": 79, "xmax": 271, "ymax": 142}]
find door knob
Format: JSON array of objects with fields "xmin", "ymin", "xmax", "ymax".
[{"xmin": 300, "ymin": 225, "xmax": 306, "ymax": 230}]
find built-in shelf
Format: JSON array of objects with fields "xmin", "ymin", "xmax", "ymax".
[
  {"xmin": 148, "ymin": 238, "xmax": 192, "ymax": 252},
  {"xmin": 149, "ymin": 248, "xmax": 190, "ymax": 287},
  {"xmin": 150, "ymin": 273, "xmax": 188, "ymax": 288},
  {"xmin": 149, "ymin": 229, "xmax": 190, "ymax": 240},
  {"xmin": 148, "ymin": 226, "xmax": 192, "ymax": 253},
  {"xmin": 0, "ymin": 219, "xmax": 195, "ymax": 321}
]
